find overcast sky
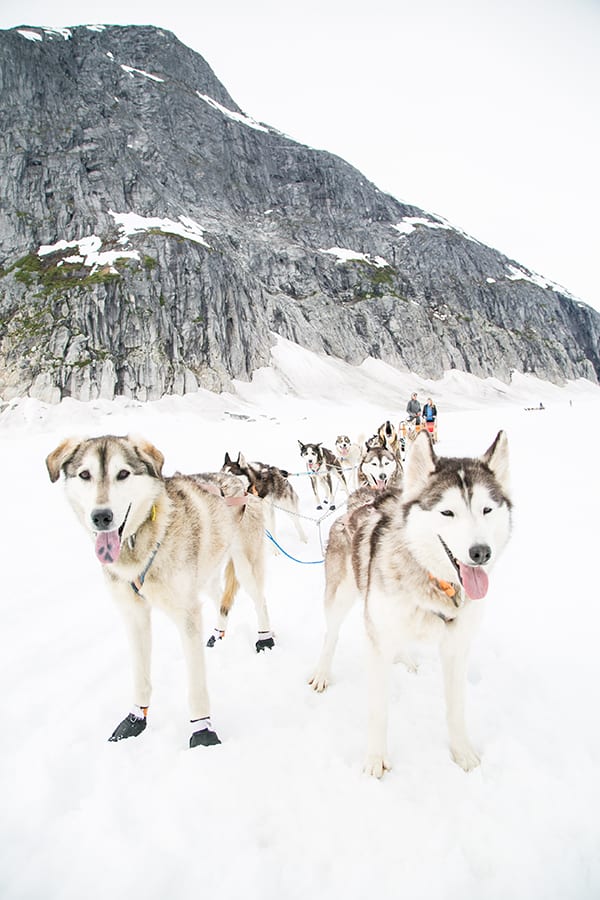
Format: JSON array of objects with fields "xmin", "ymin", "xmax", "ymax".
[{"xmin": 2, "ymin": 0, "xmax": 599, "ymax": 311}]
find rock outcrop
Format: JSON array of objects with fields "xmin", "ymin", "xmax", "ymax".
[{"xmin": 0, "ymin": 24, "xmax": 598, "ymax": 402}]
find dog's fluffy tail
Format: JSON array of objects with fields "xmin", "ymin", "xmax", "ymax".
[{"xmin": 219, "ymin": 559, "xmax": 239, "ymax": 620}]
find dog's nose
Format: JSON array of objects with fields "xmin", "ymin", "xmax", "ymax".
[
  {"xmin": 469, "ymin": 543, "xmax": 491, "ymax": 565},
  {"xmin": 92, "ymin": 507, "xmax": 114, "ymax": 531}
]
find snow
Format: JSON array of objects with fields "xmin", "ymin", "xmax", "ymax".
[
  {"xmin": 319, "ymin": 247, "xmax": 390, "ymax": 267},
  {"xmin": 109, "ymin": 210, "xmax": 210, "ymax": 247},
  {"xmin": 17, "ymin": 30, "xmax": 42, "ymax": 42},
  {"xmin": 120, "ymin": 64, "xmax": 165, "ymax": 84},
  {"xmin": 505, "ymin": 263, "xmax": 572, "ymax": 296},
  {"xmin": 1, "ymin": 339, "xmax": 599, "ymax": 900},
  {"xmin": 196, "ymin": 91, "xmax": 271, "ymax": 133},
  {"xmin": 392, "ymin": 216, "xmax": 452, "ymax": 236},
  {"xmin": 38, "ymin": 235, "xmax": 140, "ymax": 272}
]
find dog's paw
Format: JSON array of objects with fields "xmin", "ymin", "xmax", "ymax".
[
  {"xmin": 308, "ymin": 672, "xmax": 329, "ymax": 692},
  {"xmin": 451, "ymin": 743, "xmax": 481, "ymax": 772},
  {"xmin": 190, "ymin": 717, "xmax": 221, "ymax": 748},
  {"xmin": 256, "ymin": 631, "xmax": 275, "ymax": 652},
  {"xmin": 108, "ymin": 710, "xmax": 147, "ymax": 742},
  {"xmin": 207, "ymin": 629, "xmax": 225, "ymax": 648},
  {"xmin": 189, "ymin": 729, "xmax": 221, "ymax": 748},
  {"xmin": 363, "ymin": 754, "xmax": 392, "ymax": 779}
]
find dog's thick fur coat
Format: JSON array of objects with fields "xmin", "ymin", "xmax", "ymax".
[
  {"xmin": 46, "ymin": 435, "xmax": 272, "ymax": 747},
  {"xmin": 309, "ymin": 430, "xmax": 512, "ymax": 776}
]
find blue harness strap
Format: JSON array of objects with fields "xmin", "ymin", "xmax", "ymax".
[{"xmin": 264, "ymin": 531, "xmax": 324, "ymax": 565}]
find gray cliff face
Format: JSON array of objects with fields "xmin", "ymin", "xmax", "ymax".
[{"xmin": 0, "ymin": 24, "xmax": 598, "ymax": 402}]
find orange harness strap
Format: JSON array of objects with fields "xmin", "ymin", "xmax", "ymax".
[{"xmin": 428, "ymin": 573, "xmax": 457, "ymax": 599}]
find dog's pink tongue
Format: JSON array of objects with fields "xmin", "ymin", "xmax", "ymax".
[
  {"xmin": 95, "ymin": 530, "xmax": 121, "ymax": 565},
  {"xmin": 459, "ymin": 563, "xmax": 489, "ymax": 600}
]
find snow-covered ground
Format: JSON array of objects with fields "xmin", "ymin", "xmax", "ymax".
[{"xmin": 1, "ymin": 341, "xmax": 599, "ymax": 900}]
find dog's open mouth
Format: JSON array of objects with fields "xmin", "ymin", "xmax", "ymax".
[
  {"xmin": 95, "ymin": 505, "xmax": 131, "ymax": 565},
  {"xmin": 438, "ymin": 535, "xmax": 489, "ymax": 600}
]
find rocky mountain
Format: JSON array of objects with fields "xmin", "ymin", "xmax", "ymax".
[{"xmin": 0, "ymin": 24, "xmax": 598, "ymax": 402}]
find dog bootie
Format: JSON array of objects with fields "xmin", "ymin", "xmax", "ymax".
[
  {"xmin": 189, "ymin": 717, "xmax": 221, "ymax": 748},
  {"xmin": 206, "ymin": 628, "xmax": 225, "ymax": 648},
  {"xmin": 255, "ymin": 630, "xmax": 275, "ymax": 652},
  {"xmin": 108, "ymin": 705, "xmax": 148, "ymax": 742}
]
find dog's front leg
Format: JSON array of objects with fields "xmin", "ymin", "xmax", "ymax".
[
  {"xmin": 440, "ymin": 613, "xmax": 481, "ymax": 771},
  {"xmin": 363, "ymin": 635, "xmax": 392, "ymax": 778},
  {"xmin": 109, "ymin": 585, "xmax": 153, "ymax": 742},
  {"xmin": 169, "ymin": 598, "xmax": 221, "ymax": 748}
]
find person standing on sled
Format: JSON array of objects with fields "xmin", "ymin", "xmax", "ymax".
[
  {"xmin": 406, "ymin": 392, "xmax": 421, "ymax": 425},
  {"xmin": 422, "ymin": 397, "xmax": 438, "ymax": 442}
]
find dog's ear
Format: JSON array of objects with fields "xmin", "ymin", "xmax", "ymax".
[
  {"xmin": 482, "ymin": 430, "xmax": 510, "ymax": 494},
  {"xmin": 298, "ymin": 441, "xmax": 305, "ymax": 451},
  {"xmin": 238, "ymin": 452, "xmax": 247, "ymax": 467},
  {"xmin": 224, "ymin": 452, "xmax": 232, "ymax": 465},
  {"xmin": 403, "ymin": 430, "xmax": 436, "ymax": 498},
  {"xmin": 128, "ymin": 436, "xmax": 164, "ymax": 478},
  {"xmin": 45, "ymin": 437, "xmax": 83, "ymax": 483}
]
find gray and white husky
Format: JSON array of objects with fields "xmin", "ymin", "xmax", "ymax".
[
  {"xmin": 46, "ymin": 435, "xmax": 273, "ymax": 749},
  {"xmin": 298, "ymin": 441, "xmax": 349, "ymax": 510},
  {"xmin": 222, "ymin": 451, "xmax": 308, "ymax": 545},
  {"xmin": 309, "ymin": 430, "xmax": 512, "ymax": 777},
  {"xmin": 358, "ymin": 443, "xmax": 403, "ymax": 490}
]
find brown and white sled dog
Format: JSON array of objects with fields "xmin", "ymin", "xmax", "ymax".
[
  {"xmin": 309, "ymin": 430, "xmax": 512, "ymax": 777},
  {"xmin": 222, "ymin": 451, "xmax": 308, "ymax": 546},
  {"xmin": 46, "ymin": 435, "xmax": 273, "ymax": 749}
]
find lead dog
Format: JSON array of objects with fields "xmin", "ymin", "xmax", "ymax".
[
  {"xmin": 309, "ymin": 430, "xmax": 512, "ymax": 776},
  {"xmin": 46, "ymin": 434, "xmax": 273, "ymax": 749}
]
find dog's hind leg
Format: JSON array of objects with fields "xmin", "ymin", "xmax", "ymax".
[
  {"xmin": 207, "ymin": 560, "xmax": 239, "ymax": 646},
  {"xmin": 309, "ymin": 567, "xmax": 355, "ymax": 692},
  {"xmin": 231, "ymin": 547, "xmax": 274, "ymax": 652},
  {"xmin": 108, "ymin": 586, "xmax": 153, "ymax": 742}
]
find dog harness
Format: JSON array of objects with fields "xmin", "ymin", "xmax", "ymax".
[
  {"xmin": 128, "ymin": 504, "xmax": 161, "ymax": 596},
  {"xmin": 130, "ymin": 541, "xmax": 162, "ymax": 595},
  {"xmin": 428, "ymin": 573, "xmax": 464, "ymax": 623}
]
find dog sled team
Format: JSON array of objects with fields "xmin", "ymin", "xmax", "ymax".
[{"xmin": 46, "ymin": 391, "xmax": 511, "ymax": 778}]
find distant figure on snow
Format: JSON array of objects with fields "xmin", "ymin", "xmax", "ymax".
[{"xmin": 406, "ymin": 392, "xmax": 421, "ymax": 424}]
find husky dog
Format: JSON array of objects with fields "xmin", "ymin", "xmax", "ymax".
[
  {"xmin": 46, "ymin": 435, "xmax": 273, "ymax": 749},
  {"xmin": 309, "ymin": 430, "xmax": 512, "ymax": 777},
  {"xmin": 334, "ymin": 435, "xmax": 362, "ymax": 492},
  {"xmin": 358, "ymin": 444, "xmax": 403, "ymax": 490},
  {"xmin": 298, "ymin": 441, "xmax": 349, "ymax": 510},
  {"xmin": 222, "ymin": 451, "xmax": 308, "ymax": 545}
]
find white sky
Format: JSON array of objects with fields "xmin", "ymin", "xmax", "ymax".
[{"xmin": 2, "ymin": 0, "xmax": 599, "ymax": 311}]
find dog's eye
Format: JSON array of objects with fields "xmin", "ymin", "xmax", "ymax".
[
  {"xmin": 116, "ymin": 469, "xmax": 130, "ymax": 481},
  {"xmin": 483, "ymin": 507, "xmax": 493, "ymax": 515},
  {"xmin": 78, "ymin": 469, "xmax": 91, "ymax": 481},
  {"xmin": 440, "ymin": 510, "xmax": 454, "ymax": 517}
]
